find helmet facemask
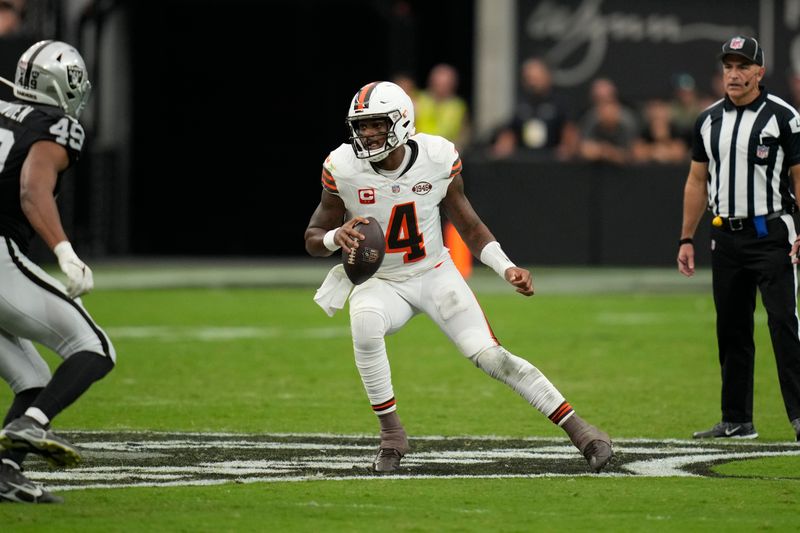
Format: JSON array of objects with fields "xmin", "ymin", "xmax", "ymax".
[{"xmin": 347, "ymin": 113, "xmax": 404, "ymax": 162}]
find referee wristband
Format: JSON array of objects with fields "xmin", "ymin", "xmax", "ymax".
[
  {"xmin": 678, "ymin": 237, "xmax": 694, "ymax": 247},
  {"xmin": 323, "ymin": 228, "xmax": 341, "ymax": 252},
  {"xmin": 480, "ymin": 241, "xmax": 516, "ymax": 278}
]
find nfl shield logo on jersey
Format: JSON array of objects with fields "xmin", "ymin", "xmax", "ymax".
[
  {"xmin": 391, "ymin": 184, "xmax": 400, "ymax": 194},
  {"xmin": 756, "ymin": 145, "xmax": 769, "ymax": 159}
]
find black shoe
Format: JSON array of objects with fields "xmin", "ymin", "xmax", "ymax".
[
  {"xmin": 791, "ymin": 418, "xmax": 800, "ymax": 442},
  {"xmin": 0, "ymin": 461, "xmax": 63, "ymax": 503},
  {"xmin": 692, "ymin": 421, "xmax": 758, "ymax": 439},
  {"xmin": 0, "ymin": 416, "xmax": 81, "ymax": 467}
]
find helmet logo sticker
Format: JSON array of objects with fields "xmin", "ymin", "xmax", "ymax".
[{"xmin": 67, "ymin": 65, "xmax": 83, "ymax": 90}]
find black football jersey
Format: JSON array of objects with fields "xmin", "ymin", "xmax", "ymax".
[{"xmin": 0, "ymin": 99, "xmax": 84, "ymax": 253}]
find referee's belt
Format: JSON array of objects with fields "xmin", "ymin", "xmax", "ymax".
[{"xmin": 714, "ymin": 208, "xmax": 794, "ymax": 231}]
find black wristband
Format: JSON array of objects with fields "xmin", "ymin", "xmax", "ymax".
[{"xmin": 679, "ymin": 237, "xmax": 694, "ymax": 247}]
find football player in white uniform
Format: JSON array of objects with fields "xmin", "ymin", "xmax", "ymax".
[
  {"xmin": 0, "ymin": 41, "xmax": 115, "ymax": 503},
  {"xmin": 305, "ymin": 81, "xmax": 612, "ymax": 473}
]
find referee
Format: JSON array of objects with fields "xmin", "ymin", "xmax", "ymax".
[{"xmin": 678, "ymin": 36, "xmax": 800, "ymax": 441}]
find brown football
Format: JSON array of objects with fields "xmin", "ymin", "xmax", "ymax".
[{"xmin": 342, "ymin": 217, "xmax": 386, "ymax": 285}]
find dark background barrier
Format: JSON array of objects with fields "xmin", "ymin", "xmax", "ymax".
[
  {"xmin": 461, "ymin": 156, "xmax": 712, "ymax": 266},
  {"xmin": 124, "ymin": 0, "xmax": 474, "ymax": 258}
]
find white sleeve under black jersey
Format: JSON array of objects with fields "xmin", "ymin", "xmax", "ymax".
[{"xmin": 0, "ymin": 100, "xmax": 85, "ymax": 253}]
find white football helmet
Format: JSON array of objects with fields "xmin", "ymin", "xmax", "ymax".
[
  {"xmin": 346, "ymin": 81, "xmax": 415, "ymax": 162},
  {"xmin": 4, "ymin": 40, "xmax": 91, "ymax": 119}
]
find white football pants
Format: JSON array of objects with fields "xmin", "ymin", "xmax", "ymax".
[{"xmin": 348, "ymin": 257, "xmax": 565, "ymax": 417}]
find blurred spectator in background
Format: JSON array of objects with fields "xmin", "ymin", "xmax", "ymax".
[
  {"xmin": 785, "ymin": 68, "xmax": 800, "ymax": 111},
  {"xmin": 699, "ymin": 70, "xmax": 726, "ymax": 109},
  {"xmin": 0, "ymin": 0, "xmax": 23, "ymax": 36},
  {"xmin": 414, "ymin": 64, "xmax": 472, "ymax": 278},
  {"xmin": 669, "ymin": 72, "xmax": 704, "ymax": 147},
  {"xmin": 631, "ymin": 98, "xmax": 689, "ymax": 164},
  {"xmin": 391, "ymin": 71, "xmax": 419, "ymax": 104},
  {"xmin": 489, "ymin": 57, "xmax": 577, "ymax": 160},
  {"xmin": 415, "ymin": 63, "xmax": 470, "ymax": 153},
  {"xmin": 0, "ymin": 1, "xmax": 30, "ymax": 102},
  {"xmin": 576, "ymin": 78, "xmax": 638, "ymax": 165}
]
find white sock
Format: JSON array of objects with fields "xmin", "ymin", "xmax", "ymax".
[{"xmin": 24, "ymin": 407, "xmax": 50, "ymax": 427}]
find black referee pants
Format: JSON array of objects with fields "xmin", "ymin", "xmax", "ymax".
[{"xmin": 711, "ymin": 215, "xmax": 800, "ymax": 423}]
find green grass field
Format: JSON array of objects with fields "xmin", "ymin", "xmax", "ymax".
[{"xmin": 0, "ymin": 261, "xmax": 798, "ymax": 532}]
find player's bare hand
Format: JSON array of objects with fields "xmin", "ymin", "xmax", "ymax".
[
  {"xmin": 791, "ymin": 236, "xmax": 800, "ymax": 264},
  {"xmin": 677, "ymin": 244, "xmax": 695, "ymax": 277},
  {"xmin": 337, "ymin": 216, "xmax": 370, "ymax": 254},
  {"xmin": 505, "ymin": 267, "xmax": 534, "ymax": 296}
]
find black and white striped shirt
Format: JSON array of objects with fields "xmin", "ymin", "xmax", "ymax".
[{"xmin": 692, "ymin": 87, "xmax": 800, "ymax": 218}]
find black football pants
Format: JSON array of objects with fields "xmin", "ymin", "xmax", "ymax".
[{"xmin": 711, "ymin": 215, "xmax": 800, "ymax": 423}]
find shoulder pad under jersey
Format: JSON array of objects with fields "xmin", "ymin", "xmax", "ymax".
[
  {"xmin": 21, "ymin": 104, "xmax": 85, "ymax": 158},
  {"xmin": 412, "ymin": 133, "xmax": 458, "ymax": 165}
]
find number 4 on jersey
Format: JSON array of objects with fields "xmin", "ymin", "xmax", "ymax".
[{"xmin": 386, "ymin": 202, "xmax": 426, "ymax": 263}]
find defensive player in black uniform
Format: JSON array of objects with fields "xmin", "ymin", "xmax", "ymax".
[{"xmin": 0, "ymin": 40, "xmax": 115, "ymax": 503}]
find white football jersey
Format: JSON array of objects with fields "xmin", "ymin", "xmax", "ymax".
[{"xmin": 321, "ymin": 133, "xmax": 462, "ymax": 281}]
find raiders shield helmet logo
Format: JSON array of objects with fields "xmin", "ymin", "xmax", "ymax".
[{"xmin": 67, "ymin": 65, "xmax": 84, "ymax": 90}]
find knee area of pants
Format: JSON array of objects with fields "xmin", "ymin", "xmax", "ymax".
[
  {"xmin": 65, "ymin": 350, "xmax": 116, "ymax": 378},
  {"xmin": 8, "ymin": 374, "xmax": 49, "ymax": 394},
  {"xmin": 351, "ymin": 309, "xmax": 388, "ymax": 348},
  {"xmin": 67, "ymin": 335, "xmax": 116, "ymax": 364},
  {"xmin": 454, "ymin": 328, "xmax": 495, "ymax": 358},
  {"xmin": 471, "ymin": 345, "xmax": 504, "ymax": 369},
  {"xmin": 471, "ymin": 346, "xmax": 528, "ymax": 379}
]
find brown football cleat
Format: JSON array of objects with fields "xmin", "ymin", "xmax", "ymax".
[
  {"xmin": 372, "ymin": 448, "xmax": 404, "ymax": 473},
  {"xmin": 562, "ymin": 414, "xmax": 614, "ymax": 473},
  {"xmin": 581, "ymin": 439, "xmax": 614, "ymax": 473}
]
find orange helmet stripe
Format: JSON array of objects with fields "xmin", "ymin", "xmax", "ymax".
[{"xmin": 354, "ymin": 82, "xmax": 378, "ymax": 111}]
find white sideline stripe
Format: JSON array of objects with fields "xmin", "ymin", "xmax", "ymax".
[
  {"xmin": 104, "ymin": 326, "xmax": 350, "ymax": 341},
  {"xmin": 78, "ymin": 263, "xmax": 712, "ymax": 294}
]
